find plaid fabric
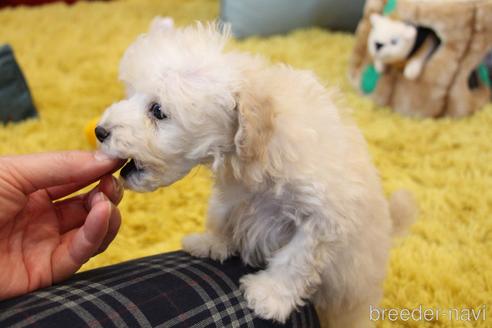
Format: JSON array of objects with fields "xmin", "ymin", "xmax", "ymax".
[{"xmin": 0, "ymin": 251, "xmax": 320, "ymax": 328}]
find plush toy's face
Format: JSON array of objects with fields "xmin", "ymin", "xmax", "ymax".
[{"xmin": 368, "ymin": 14, "xmax": 417, "ymax": 64}]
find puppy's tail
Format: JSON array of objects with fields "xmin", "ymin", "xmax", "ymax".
[{"xmin": 389, "ymin": 190, "xmax": 418, "ymax": 237}]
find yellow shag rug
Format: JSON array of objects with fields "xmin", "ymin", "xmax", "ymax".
[{"xmin": 0, "ymin": 1, "xmax": 490, "ymax": 327}]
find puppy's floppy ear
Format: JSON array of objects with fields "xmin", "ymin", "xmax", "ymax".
[{"xmin": 234, "ymin": 85, "xmax": 275, "ymax": 163}]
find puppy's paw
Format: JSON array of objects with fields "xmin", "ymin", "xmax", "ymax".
[
  {"xmin": 182, "ymin": 232, "xmax": 233, "ymax": 262},
  {"xmin": 404, "ymin": 61, "xmax": 422, "ymax": 80},
  {"xmin": 240, "ymin": 272, "xmax": 297, "ymax": 323},
  {"xmin": 374, "ymin": 60, "xmax": 385, "ymax": 73}
]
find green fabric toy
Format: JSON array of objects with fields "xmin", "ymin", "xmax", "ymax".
[
  {"xmin": 477, "ymin": 63, "xmax": 491, "ymax": 88},
  {"xmin": 0, "ymin": 44, "xmax": 37, "ymax": 123}
]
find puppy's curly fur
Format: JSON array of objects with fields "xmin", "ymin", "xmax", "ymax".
[{"xmin": 98, "ymin": 19, "xmax": 417, "ymax": 327}]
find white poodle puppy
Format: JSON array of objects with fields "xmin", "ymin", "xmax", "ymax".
[{"xmin": 96, "ymin": 18, "xmax": 416, "ymax": 328}]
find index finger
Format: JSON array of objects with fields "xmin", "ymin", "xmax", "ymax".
[{"xmin": 0, "ymin": 151, "xmax": 124, "ymax": 195}]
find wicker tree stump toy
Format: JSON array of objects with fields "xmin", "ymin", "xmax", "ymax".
[{"xmin": 349, "ymin": 0, "xmax": 492, "ymax": 118}]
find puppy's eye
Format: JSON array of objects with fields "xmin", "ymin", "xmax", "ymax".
[
  {"xmin": 390, "ymin": 38, "xmax": 399, "ymax": 45},
  {"xmin": 149, "ymin": 102, "xmax": 167, "ymax": 120}
]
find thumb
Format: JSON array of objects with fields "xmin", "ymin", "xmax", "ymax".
[
  {"xmin": 51, "ymin": 193, "xmax": 112, "ymax": 283},
  {"xmin": 1, "ymin": 151, "xmax": 123, "ymax": 194}
]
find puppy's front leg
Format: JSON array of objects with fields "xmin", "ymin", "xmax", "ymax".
[
  {"xmin": 182, "ymin": 190, "xmax": 236, "ymax": 262},
  {"xmin": 240, "ymin": 222, "xmax": 326, "ymax": 323}
]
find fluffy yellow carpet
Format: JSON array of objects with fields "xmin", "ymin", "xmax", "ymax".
[{"xmin": 0, "ymin": 0, "xmax": 490, "ymax": 327}]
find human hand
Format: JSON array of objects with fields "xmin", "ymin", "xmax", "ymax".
[{"xmin": 0, "ymin": 151, "xmax": 124, "ymax": 300}]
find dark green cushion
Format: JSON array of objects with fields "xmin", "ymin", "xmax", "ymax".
[{"xmin": 0, "ymin": 44, "xmax": 37, "ymax": 123}]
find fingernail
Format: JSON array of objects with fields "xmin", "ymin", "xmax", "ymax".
[
  {"xmin": 112, "ymin": 176, "xmax": 124, "ymax": 202},
  {"xmin": 118, "ymin": 176, "xmax": 128, "ymax": 190},
  {"xmin": 94, "ymin": 150, "xmax": 113, "ymax": 162},
  {"xmin": 91, "ymin": 192, "xmax": 107, "ymax": 207}
]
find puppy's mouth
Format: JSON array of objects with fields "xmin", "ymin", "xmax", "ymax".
[{"xmin": 120, "ymin": 159, "xmax": 145, "ymax": 179}]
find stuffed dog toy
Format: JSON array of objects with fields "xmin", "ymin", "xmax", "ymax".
[{"xmin": 368, "ymin": 14, "xmax": 439, "ymax": 80}]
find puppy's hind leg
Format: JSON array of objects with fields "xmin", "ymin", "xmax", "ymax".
[{"xmin": 182, "ymin": 190, "xmax": 236, "ymax": 262}]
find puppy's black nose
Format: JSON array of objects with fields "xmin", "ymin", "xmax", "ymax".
[
  {"xmin": 375, "ymin": 42, "xmax": 384, "ymax": 51},
  {"xmin": 95, "ymin": 126, "xmax": 110, "ymax": 142}
]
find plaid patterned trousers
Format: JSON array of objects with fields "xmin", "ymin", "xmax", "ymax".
[{"xmin": 0, "ymin": 251, "xmax": 320, "ymax": 327}]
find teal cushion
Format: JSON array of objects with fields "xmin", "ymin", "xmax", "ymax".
[
  {"xmin": 0, "ymin": 44, "xmax": 37, "ymax": 124},
  {"xmin": 220, "ymin": 0, "xmax": 365, "ymax": 38}
]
